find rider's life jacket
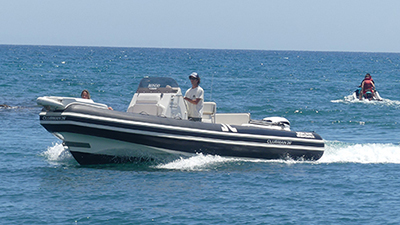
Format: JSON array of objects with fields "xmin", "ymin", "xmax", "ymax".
[
  {"xmin": 360, "ymin": 77, "xmax": 374, "ymax": 86},
  {"xmin": 363, "ymin": 77, "xmax": 374, "ymax": 93}
]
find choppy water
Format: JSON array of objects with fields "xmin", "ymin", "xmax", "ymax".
[{"xmin": 1, "ymin": 45, "xmax": 400, "ymax": 224}]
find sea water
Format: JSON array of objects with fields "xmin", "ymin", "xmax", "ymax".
[{"xmin": 1, "ymin": 45, "xmax": 400, "ymax": 224}]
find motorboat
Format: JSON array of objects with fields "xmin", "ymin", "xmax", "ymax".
[
  {"xmin": 37, "ymin": 77, "xmax": 324, "ymax": 165},
  {"xmin": 353, "ymin": 87, "xmax": 383, "ymax": 101}
]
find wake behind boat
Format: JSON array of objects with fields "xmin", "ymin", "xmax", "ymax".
[{"xmin": 37, "ymin": 77, "xmax": 324, "ymax": 165}]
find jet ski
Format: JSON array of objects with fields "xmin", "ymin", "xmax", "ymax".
[{"xmin": 353, "ymin": 87, "xmax": 382, "ymax": 101}]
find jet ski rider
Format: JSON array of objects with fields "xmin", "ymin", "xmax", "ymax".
[{"xmin": 359, "ymin": 73, "xmax": 376, "ymax": 100}]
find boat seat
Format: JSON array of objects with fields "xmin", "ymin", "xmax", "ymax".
[
  {"xmin": 129, "ymin": 93, "xmax": 165, "ymax": 116},
  {"xmin": 215, "ymin": 113, "xmax": 250, "ymax": 125},
  {"xmin": 131, "ymin": 104, "xmax": 165, "ymax": 116},
  {"xmin": 134, "ymin": 93, "xmax": 161, "ymax": 104},
  {"xmin": 202, "ymin": 102, "xmax": 216, "ymax": 123}
]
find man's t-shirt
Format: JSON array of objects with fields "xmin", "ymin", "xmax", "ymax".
[{"xmin": 185, "ymin": 86, "xmax": 204, "ymax": 118}]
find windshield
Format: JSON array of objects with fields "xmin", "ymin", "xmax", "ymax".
[{"xmin": 136, "ymin": 77, "xmax": 180, "ymax": 93}]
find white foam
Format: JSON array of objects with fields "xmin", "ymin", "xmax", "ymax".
[
  {"xmin": 155, "ymin": 141, "xmax": 400, "ymax": 170},
  {"xmin": 319, "ymin": 141, "xmax": 400, "ymax": 164},
  {"xmin": 41, "ymin": 141, "xmax": 400, "ymax": 167},
  {"xmin": 331, "ymin": 94, "xmax": 376, "ymax": 104},
  {"xmin": 41, "ymin": 142, "xmax": 73, "ymax": 162},
  {"xmin": 332, "ymin": 94, "xmax": 400, "ymax": 108},
  {"xmin": 154, "ymin": 153, "xmax": 240, "ymax": 171},
  {"xmin": 382, "ymin": 99, "xmax": 400, "ymax": 108}
]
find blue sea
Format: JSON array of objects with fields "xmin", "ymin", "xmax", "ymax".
[{"xmin": 1, "ymin": 45, "xmax": 400, "ymax": 224}]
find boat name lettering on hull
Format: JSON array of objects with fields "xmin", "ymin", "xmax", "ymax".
[
  {"xmin": 266, "ymin": 139, "xmax": 292, "ymax": 145},
  {"xmin": 296, "ymin": 132, "xmax": 315, "ymax": 138},
  {"xmin": 42, "ymin": 116, "xmax": 66, "ymax": 121}
]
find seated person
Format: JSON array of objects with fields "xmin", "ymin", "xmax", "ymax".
[
  {"xmin": 81, "ymin": 89, "xmax": 113, "ymax": 110},
  {"xmin": 359, "ymin": 74, "xmax": 375, "ymax": 100},
  {"xmin": 81, "ymin": 89, "xmax": 91, "ymax": 99}
]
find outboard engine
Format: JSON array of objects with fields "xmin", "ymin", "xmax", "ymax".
[{"xmin": 262, "ymin": 117, "xmax": 291, "ymax": 128}]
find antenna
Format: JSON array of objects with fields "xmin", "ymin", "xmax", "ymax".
[{"xmin": 210, "ymin": 72, "xmax": 214, "ymax": 101}]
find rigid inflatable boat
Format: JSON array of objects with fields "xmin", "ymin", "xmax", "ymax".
[{"xmin": 37, "ymin": 77, "xmax": 324, "ymax": 165}]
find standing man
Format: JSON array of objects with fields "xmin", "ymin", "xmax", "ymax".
[{"xmin": 184, "ymin": 72, "xmax": 204, "ymax": 121}]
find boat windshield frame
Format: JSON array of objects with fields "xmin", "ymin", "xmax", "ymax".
[{"xmin": 136, "ymin": 77, "xmax": 180, "ymax": 93}]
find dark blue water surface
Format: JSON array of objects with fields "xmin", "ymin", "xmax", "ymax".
[{"xmin": 1, "ymin": 45, "xmax": 400, "ymax": 224}]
